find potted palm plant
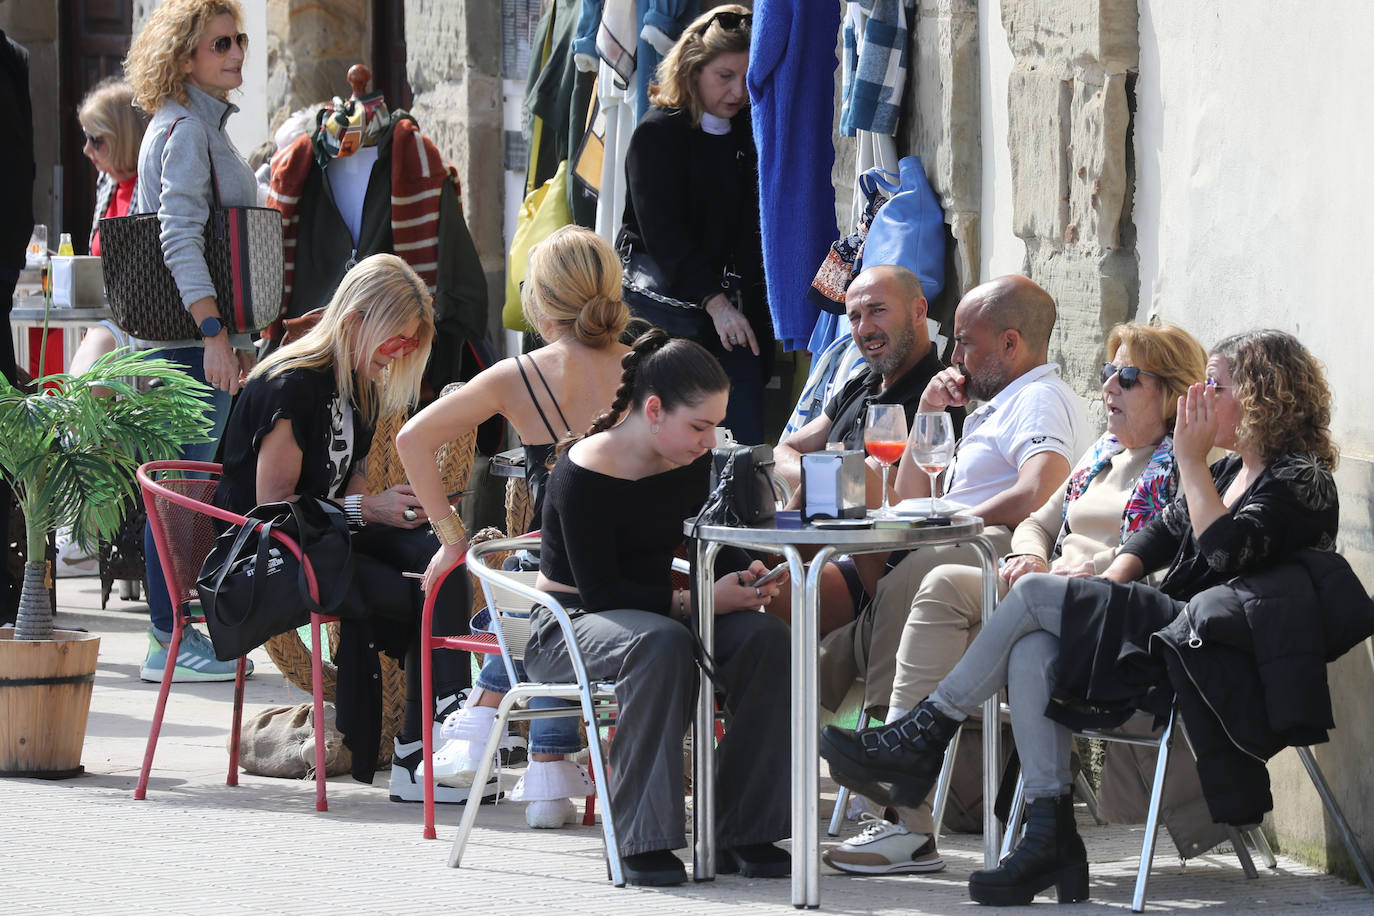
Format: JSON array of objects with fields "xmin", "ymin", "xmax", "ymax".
[{"xmin": 0, "ymin": 342, "xmax": 211, "ymax": 777}]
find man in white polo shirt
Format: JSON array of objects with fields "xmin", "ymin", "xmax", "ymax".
[{"xmin": 818, "ymin": 275, "xmax": 1089, "ymax": 875}]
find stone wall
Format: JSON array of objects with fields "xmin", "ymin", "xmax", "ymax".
[
  {"xmin": 404, "ymin": 0, "xmax": 505, "ymax": 335},
  {"xmin": 264, "ymin": 0, "xmax": 369, "ymax": 133},
  {"xmin": 998, "ymin": 0, "xmax": 1138, "ymax": 398},
  {"xmin": 897, "ymin": 0, "xmax": 981, "ymax": 327}
]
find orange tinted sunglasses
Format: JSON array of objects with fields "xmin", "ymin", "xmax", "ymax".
[{"xmin": 377, "ymin": 334, "xmax": 420, "ymax": 358}]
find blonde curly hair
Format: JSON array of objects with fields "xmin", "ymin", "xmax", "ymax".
[
  {"xmin": 124, "ymin": 0, "xmax": 244, "ymax": 112},
  {"xmin": 1212, "ymin": 329, "xmax": 1338, "ymax": 469},
  {"xmin": 649, "ymin": 3, "xmax": 750, "ymax": 127}
]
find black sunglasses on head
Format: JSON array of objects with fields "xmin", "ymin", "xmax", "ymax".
[
  {"xmin": 699, "ymin": 10, "xmax": 751, "ymax": 33},
  {"xmin": 1100, "ymin": 363, "xmax": 1154, "ymax": 390},
  {"xmin": 210, "ymin": 32, "xmax": 249, "ymax": 55}
]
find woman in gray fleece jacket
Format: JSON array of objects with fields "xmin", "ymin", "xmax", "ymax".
[{"xmin": 124, "ymin": 0, "xmax": 259, "ymax": 682}]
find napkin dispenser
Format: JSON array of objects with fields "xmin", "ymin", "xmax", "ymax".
[
  {"xmin": 50, "ymin": 256, "xmax": 104, "ymax": 308},
  {"xmin": 801, "ymin": 449, "xmax": 867, "ymax": 521}
]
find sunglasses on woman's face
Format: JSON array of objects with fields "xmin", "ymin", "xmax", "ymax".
[
  {"xmin": 699, "ymin": 10, "xmax": 751, "ymax": 33},
  {"xmin": 1100, "ymin": 363, "xmax": 1154, "ymax": 390},
  {"xmin": 377, "ymin": 334, "xmax": 420, "ymax": 359},
  {"xmin": 209, "ymin": 32, "xmax": 249, "ymax": 56},
  {"xmin": 83, "ymin": 132, "xmax": 106, "ymax": 150}
]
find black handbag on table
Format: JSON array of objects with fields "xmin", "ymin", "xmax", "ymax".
[
  {"xmin": 699, "ymin": 444, "xmax": 779, "ymax": 528},
  {"xmin": 196, "ymin": 496, "xmax": 354, "ymax": 662},
  {"xmin": 100, "ymin": 117, "xmax": 284, "ymax": 341}
]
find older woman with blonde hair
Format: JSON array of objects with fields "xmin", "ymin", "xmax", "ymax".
[
  {"xmin": 822, "ymin": 322, "xmax": 1208, "ymax": 877},
  {"xmin": 823, "ymin": 329, "xmax": 1340, "ymax": 905},
  {"xmin": 125, "ymin": 0, "xmax": 261, "ymax": 682},
  {"xmin": 615, "ymin": 4, "xmax": 770, "ymax": 443},
  {"xmin": 396, "ymin": 225, "xmax": 632, "ymax": 826},
  {"xmin": 215, "ymin": 253, "xmax": 479, "ymax": 799}
]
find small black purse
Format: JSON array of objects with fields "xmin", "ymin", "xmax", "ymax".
[{"xmin": 699, "ymin": 444, "xmax": 779, "ymax": 527}]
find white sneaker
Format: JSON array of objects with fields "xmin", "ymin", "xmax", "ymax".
[
  {"xmin": 525, "ymin": 798, "xmax": 578, "ymax": 829},
  {"xmin": 509, "ymin": 759, "xmax": 592, "ymax": 829},
  {"xmin": 822, "ymin": 814, "xmax": 944, "ymax": 874},
  {"xmin": 425, "ymin": 702, "xmax": 526, "ymax": 786},
  {"xmin": 389, "ymin": 738, "xmax": 498, "ymax": 804}
]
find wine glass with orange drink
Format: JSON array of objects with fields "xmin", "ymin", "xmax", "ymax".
[{"xmin": 863, "ymin": 403, "xmax": 908, "ymax": 518}]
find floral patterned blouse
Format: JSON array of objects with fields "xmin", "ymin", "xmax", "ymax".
[{"xmin": 1120, "ymin": 451, "xmax": 1339, "ymax": 601}]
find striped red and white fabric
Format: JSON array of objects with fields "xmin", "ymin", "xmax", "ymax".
[{"xmin": 264, "ymin": 117, "xmax": 456, "ymax": 340}]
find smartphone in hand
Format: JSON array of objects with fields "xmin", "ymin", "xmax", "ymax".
[{"xmin": 753, "ymin": 561, "xmax": 789, "ymax": 586}]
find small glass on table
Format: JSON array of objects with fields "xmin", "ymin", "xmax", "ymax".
[
  {"xmin": 910, "ymin": 412, "xmax": 955, "ymax": 516},
  {"xmin": 863, "ymin": 403, "xmax": 908, "ymax": 518}
]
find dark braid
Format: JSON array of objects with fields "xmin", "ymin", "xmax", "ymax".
[{"xmin": 586, "ymin": 329, "xmax": 672, "ymax": 436}]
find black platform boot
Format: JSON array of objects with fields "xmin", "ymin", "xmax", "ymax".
[
  {"xmin": 968, "ymin": 793, "xmax": 1089, "ymax": 906},
  {"xmin": 819, "ymin": 698, "xmax": 961, "ymax": 810}
]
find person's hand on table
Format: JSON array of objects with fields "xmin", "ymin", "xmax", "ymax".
[{"xmin": 713, "ymin": 559, "xmax": 786, "ymax": 614}]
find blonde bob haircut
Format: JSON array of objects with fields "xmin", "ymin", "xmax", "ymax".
[
  {"xmin": 1211, "ymin": 329, "xmax": 1338, "ymax": 469},
  {"xmin": 251, "ymin": 253, "xmax": 435, "ymax": 426},
  {"xmin": 521, "ymin": 225, "xmax": 629, "ymax": 349},
  {"xmin": 1105, "ymin": 322, "xmax": 1207, "ymax": 430},
  {"xmin": 649, "ymin": 3, "xmax": 750, "ymax": 126},
  {"xmin": 124, "ymin": 0, "xmax": 244, "ymax": 112},
  {"xmin": 78, "ymin": 78, "xmax": 150, "ymax": 179}
]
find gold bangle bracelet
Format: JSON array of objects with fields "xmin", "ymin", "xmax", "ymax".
[{"xmin": 431, "ymin": 507, "xmax": 465, "ymax": 546}]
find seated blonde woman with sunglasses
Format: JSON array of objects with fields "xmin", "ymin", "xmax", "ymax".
[{"xmin": 215, "ymin": 254, "xmax": 480, "ymax": 803}]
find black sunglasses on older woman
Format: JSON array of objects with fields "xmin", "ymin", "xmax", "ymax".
[{"xmin": 1099, "ymin": 363, "xmax": 1156, "ymax": 390}]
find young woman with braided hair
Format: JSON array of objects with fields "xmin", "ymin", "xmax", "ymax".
[{"xmin": 522, "ymin": 329, "xmax": 792, "ymax": 886}]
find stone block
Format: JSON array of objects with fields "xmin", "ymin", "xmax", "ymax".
[
  {"xmin": 1025, "ymin": 242, "xmax": 1135, "ymax": 400},
  {"xmin": 1008, "ymin": 68, "xmax": 1071, "ymax": 241},
  {"xmin": 1001, "ymin": 0, "xmax": 1139, "ymax": 73},
  {"xmin": 1067, "ymin": 70, "xmax": 1129, "ymax": 251},
  {"xmin": 904, "ymin": 0, "xmax": 981, "ymax": 214}
]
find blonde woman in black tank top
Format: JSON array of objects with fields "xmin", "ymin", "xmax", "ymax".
[{"xmin": 396, "ymin": 226, "xmax": 632, "ymax": 826}]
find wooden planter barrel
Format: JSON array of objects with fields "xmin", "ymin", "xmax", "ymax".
[{"xmin": 0, "ymin": 628, "xmax": 101, "ymax": 778}]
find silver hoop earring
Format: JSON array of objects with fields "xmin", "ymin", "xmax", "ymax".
[{"xmin": 651, "ymin": 423, "xmax": 661, "ymax": 435}]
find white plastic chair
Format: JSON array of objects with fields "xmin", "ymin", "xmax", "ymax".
[{"xmin": 447, "ymin": 535, "xmax": 626, "ymax": 885}]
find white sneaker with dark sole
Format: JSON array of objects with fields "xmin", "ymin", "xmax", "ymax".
[
  {"xmin": 822, "ymin": 814, "xmax": 944, "ymax": 874},
  {"xmin": 389, "ymin": 738, "xmax": 500, "ymax": 804}
]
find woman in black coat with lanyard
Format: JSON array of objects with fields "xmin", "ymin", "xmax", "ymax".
[{"xmin": 616, "ymin": 5, "xmax": 771, "ymax": 445}]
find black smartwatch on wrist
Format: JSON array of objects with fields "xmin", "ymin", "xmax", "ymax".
[{"xmin": 198, "ymin": 316, "xmax": 224, "ymax": 338}]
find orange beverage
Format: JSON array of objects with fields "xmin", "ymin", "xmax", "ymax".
[{"xmin": 866, "ymin": 440, "xmax": 906, "ymax": 465}]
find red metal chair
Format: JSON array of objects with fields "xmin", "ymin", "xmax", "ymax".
[{"xmin": 135, "ymin": 460, "xmax": 332, "ymax": 811}]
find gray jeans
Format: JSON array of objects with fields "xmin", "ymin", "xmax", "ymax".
[
  {"xmin": 931, "ymin": 573, "xmax": 1073, "ymax": 801},
  {"xmin": 524, "ymin": 606, "xmax": 791, "ymax": 856}
]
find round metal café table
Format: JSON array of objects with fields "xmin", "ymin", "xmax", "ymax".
[{"xmin": 687, "ymin": 515, "xmax": 1001, "ymax": 908}]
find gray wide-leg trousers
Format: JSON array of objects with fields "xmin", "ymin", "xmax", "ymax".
[{"xmin": 525, "ymin": 607, "xmax": 791, "ymax": 856}]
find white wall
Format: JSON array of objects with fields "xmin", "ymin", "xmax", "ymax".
[
  {"xmin": 1134, "ymin": 1, "xmax": 1374, "ymax": 454},
  {"xmin": 977, "ymin": 0, "xmax": 1021, "ymax": 282},
  {"xmin": 225, "ymin": 0, "xmax": 269, "ymax": 157}
]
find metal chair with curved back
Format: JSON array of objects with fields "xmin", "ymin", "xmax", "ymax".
[
  {"xmin": 135, "ymin": 459, "xmax": 333, "ymax": 812},
  {"xmin": 441, "ymin": 534, "xmax": 626, "ymax": 884}
]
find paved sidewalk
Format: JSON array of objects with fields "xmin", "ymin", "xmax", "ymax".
[{"xmin": 2, "ymin": 579, "xmax": 1369, "ymax": 914}]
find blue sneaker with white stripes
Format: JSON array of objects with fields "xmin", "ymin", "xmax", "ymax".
[{"xmin": 139, "ymin": 625, "xmax": 252, "ymax": 683}]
